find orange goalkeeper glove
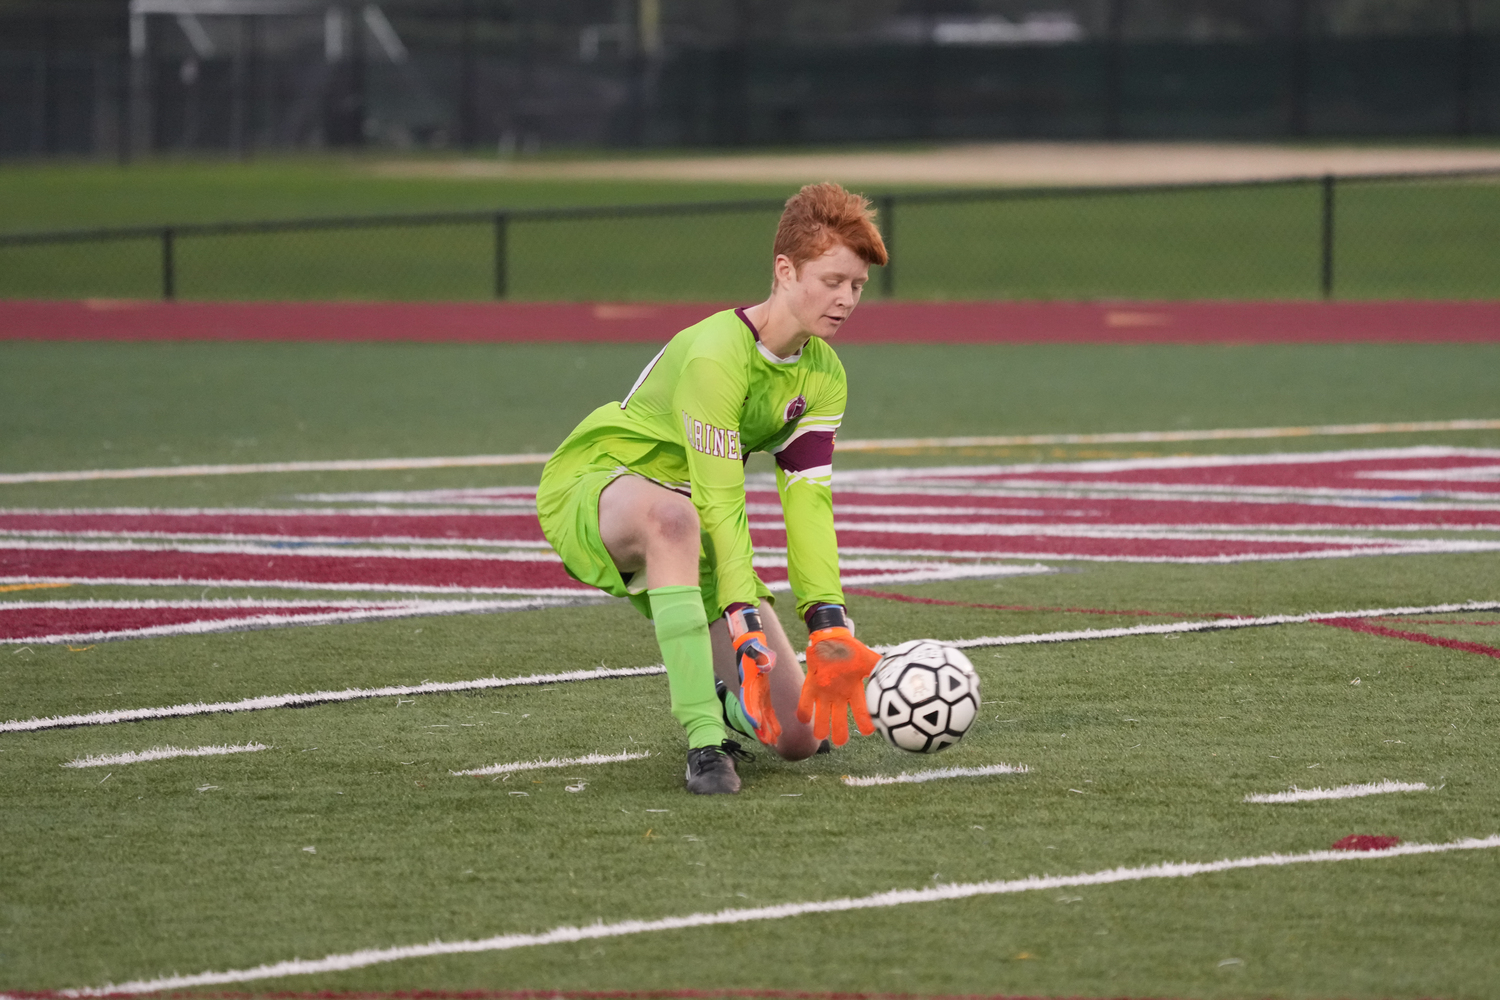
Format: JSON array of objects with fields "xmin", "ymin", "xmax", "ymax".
[
  {"xmin": 796, "ymin": 604, "xmax": 880, "ymax": 746},
  {"xmin": 726, "ymin": 603, "xmax": 781, "ymax": 745}
]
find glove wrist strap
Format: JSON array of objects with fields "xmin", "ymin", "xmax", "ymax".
[
  {"xmin": 727, "ymin": 605, "xmax": 762, "ymax": 643},
  {"xmin": 804, "ymin": 602, "xmax": 847, "ymax": 633}
]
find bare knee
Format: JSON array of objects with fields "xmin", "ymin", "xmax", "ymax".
[
  {"xmin": 645, "ymin": 495, "xmax": 699, "ymax": 550},
  {"xmin": 773, "ymin": 730, "xmax": 820, "ymax": 761}
]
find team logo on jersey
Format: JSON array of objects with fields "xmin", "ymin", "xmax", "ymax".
[
  {"xmin": 682, "ymin": 410, "xmax": 742, "ymax": 460},
  {"xmin": 783, "ymin": 395, "xmax": 807, "ymax": 423}
]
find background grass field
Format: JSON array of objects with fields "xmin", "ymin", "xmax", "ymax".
[
  {"xmin": 3, "ymin": 336, "xmax": 1499, "ymax": 999},
  {"xmin": 3, "ymin": 160, "xmax": 1499, "ymax": 301}
]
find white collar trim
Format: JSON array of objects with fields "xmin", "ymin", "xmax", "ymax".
[{"xmin": 755, "ymin": 340, "xmax": 802, "ymax": 365}]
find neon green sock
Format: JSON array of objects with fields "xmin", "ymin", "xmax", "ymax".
[
  {"xmin": 721, "ymin": 685, "xmax": 756, "ymax": 740},
  {"xmin": 649, "ymin": 585, "xmax": 726, "ymax": 750}
]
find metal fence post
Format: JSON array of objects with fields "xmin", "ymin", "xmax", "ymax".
[
  {"xmin": 493, "ymin": 213, "xmax": 508, "ymax": 299},
  {"xmin": 1320, "ymin": 174, "xmax": 1335, "ymax": 300},
  {"xmin": 162, "ymin": 227, "xmax": 175, "ymax": 301},
  {"xmin": 879, "ymin": 195, "xmax": 895, "ymax": 298}
]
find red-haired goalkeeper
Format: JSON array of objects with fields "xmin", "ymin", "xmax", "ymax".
[{"xmin": 537, "ymin": 182, "xmax": 888, "ymax": 794}]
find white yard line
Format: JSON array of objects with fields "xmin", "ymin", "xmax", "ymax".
[
  {"xmin": 821, "ymin": 522, "xmax": 1438, "ymax": 543},
  {"xmin": 894, "ymin": 600, "xmax": 1500, "ymax": 655},
  {"xmin": 829, "ymin": 563, "xmax": 1052, "ymax": 587},
  {"xmin": 1244, "ymin": 780, "xmax": 1431, "ymax": 803},
  {"xmin": 0, "ymin": 454, "xmax": 555, "ymax": 485},
  {"xmin": 9, "ymin": 601, "xmax": 1497, "ymax": 733},
  {"xmin": 5, "ymin": 429, "xmax": 1498, "ymax": 486},
  {"xmin": 832, "ymin": 541, "xmax": 1500, "ymax": 564},
  {"xmin": 0, "ymin": 505, "xmax": 540, "ymax": 516},
  {"xmin": 2, "ymin": 599, "xmax": 409, "ymax": 609},
  {"xmin": 0, "ymin": 598, "xmax": 434, "ymax": 610},
  {"xmin": 0, "ymin": 597, "xmax": 583, "ymax": 646},
  {"xmin": 0, "ymin": 530, "xmax": 554, "ymax": 549},
  {"xmin": 842, "ymin": 764, "xmax": 1029, "ymax": 786},
  {"xmin": 835, "ymin": 444, "xmax": 1500, "ymax": 473},
  {"xmin": 0, "ymin": 565, "xmax": 1045, "ymax": 597},
  {"xmin": 61, "ymin": 834, "xmax": 1500, "ymax": 995},
  {"xmin": 0, "ymin": 538, "xmax": 564, "ymax": 560},
  {"xmin": 451, "ymin": 750, "xmax": 652, "ymax": 777},
  {"xmin": 0, "ymin": 558, "xmax": 1043, "ymax": 602},
  {"xmin": 831, "ymin": 484, "xmax": 1500, "ymax": 512},
  {"xmin": 889, "ymin": 482, "xmax": 1500, "ymax": 504},
  {"xmin": 0, "ymin": 576, "xmax": 594, "ymax": 597},
  {"xmin": 63, "ymin": 743, "xmax": 269, "ymax": 768},
  {"xmin": 0, "ymin": 665, "xmax": 668, "ymax": 733}
]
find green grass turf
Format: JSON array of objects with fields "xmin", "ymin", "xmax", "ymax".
[
  {"xmin": 3, "ymin": 561, "xmax": 1498, "ymax": 997},
  {"xmin": 2, "ymin": 341, "xmax": 1498, "ymax": 480},
  {"xmin": 1, "ymin": 159, "xmax": 1497, "ymax": 300},
  {"xmin": 2, "ymin": 340, "xmax": 1499, "ymax": 997}
]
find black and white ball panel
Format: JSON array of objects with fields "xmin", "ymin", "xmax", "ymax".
[{"xmin": 865, "ymin": 641, "xmax": 981, "ymax": 754}]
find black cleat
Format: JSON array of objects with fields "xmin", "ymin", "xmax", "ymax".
[
  {"xmin": 685, "ymin": 740, "xmax": 754, "ymax": 795},
  {"xmin": 816, "ymin": 738, "xmax": 833, "ymax": 754}
]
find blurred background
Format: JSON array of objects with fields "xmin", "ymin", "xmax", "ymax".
[
  {"xmin": 1, "ymin": 1, "xmax": 1497, "ymax": 304},
  {"xmin": 3, "ymin": 0, "xmax": 1497, "ymax": 158}
]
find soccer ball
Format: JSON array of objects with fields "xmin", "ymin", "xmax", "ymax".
[{"xmin": 864, "ymin": 640, "xmax": 981, "ymax": 753}]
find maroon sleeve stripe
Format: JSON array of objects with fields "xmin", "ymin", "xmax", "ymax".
[{"xmin": 773, "ymin": 430, "xmax": 835, "ymax": 474}]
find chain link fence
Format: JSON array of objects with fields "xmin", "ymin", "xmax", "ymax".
[
  {"xmin": 2, "ymin": 169, "xmax": 1498, "ymax": 302},
  {"xmin": 4, "ymin": 2, "xmax": 1500, "ymax": 158}
]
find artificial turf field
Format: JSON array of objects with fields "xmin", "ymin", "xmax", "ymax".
[{"xmin": 2, "ymin": 337, "xmax": 1499, "ymax": 999}]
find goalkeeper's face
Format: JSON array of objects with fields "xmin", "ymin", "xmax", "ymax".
[{"xmin": 777, "ymin": 243, "xmax": 870, "ymax": 340}]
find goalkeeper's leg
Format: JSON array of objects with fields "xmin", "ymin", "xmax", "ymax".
[
  {"xmin": 711, "ymin": 601, "xmax": 819, "ymax": 761},
  {"xmin": 598, "ymin": 475, "xmax": 738, "ymax": 794}
]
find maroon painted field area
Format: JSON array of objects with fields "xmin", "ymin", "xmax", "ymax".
[
  {"xmin": 4, "ymin": 448, "xmax": 1498, "ymax": 644},
  {"xmin": 3, "ymin": 299, "xmax": 1499, "ymax": 343}
]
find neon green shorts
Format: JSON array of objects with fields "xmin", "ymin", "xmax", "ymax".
[{"xmin": 535, "ymin": 463, "xmax": 771, "ymax": 621}]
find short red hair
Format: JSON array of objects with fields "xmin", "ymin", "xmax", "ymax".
[{"xmin": 773, "ymin": 182, "xmax": 889, "ymax": 272}]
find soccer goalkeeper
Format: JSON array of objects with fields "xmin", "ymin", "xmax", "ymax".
[{"xmin": 537, "ymin": 182, "xmax": 888, "ymax": 794}]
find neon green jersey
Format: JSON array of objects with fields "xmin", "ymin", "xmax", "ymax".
[{"xmin": 544, "ymin": 307, "xmax": 845, "ymax": 620}]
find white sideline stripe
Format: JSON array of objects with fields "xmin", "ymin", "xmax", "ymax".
[
  {"xmin": 297, "ymin": 489, "xmax": 537, "ymax": 504},
  {"xmin": 819, "ymin": 522, "xmax": 1481, "ymax": 544},
  {"xmin": 1, "ymin": 599, "xmax": 440, "ymax": 609},
  {"xmin": 0, "ymin": 563, "xmax": 1045, "ymax": 601},
  {"xmin": 882, "ymin": 600, "xmax": 1500, "ymax": 655},
  {"xmin": 0, "ymin": 539, "xmax": 563, "ymax": 561},
  {"xmin": 6, "ymin": 428, "xmax": 1497, "ymax": 486},
  {"xmin": 842, "ymin": 763, "xmax": 1029, "ymax": 786},
  {"xmin": 0, "ymin": 539, "xmax": 966, "ymax": 571},
  {"xmin": 835, "ymin": 421, "xmax": 1500, "ymax": 453},
  {"xmin": 0, "ymin": 575, "xmax": 594, "ymax": 597},
  {"xmin": 0, "ymin": 597, "xmax": 585, "ymax": 646},
  {"xmin": 831, "ymin": 484, "xmax": 1500, "ymax": 512},
  {"xmin": 8, "ymin": 601, "xmax": 1498, "ymax": 732},
  {"xmin": 451, "ymin": 750, "xmax": 651, "ymax": 777},
  {"xmin": 0, "ymin": 505, "xmax": 540, "ymax": 517},
  {"xmin": 834, "ymin": 445, "xmax": 1500, "ymax": 478},
  {"xmin": 833, "ymin": 541, "xmax": 1500, "ymax": 565},
  {"xmin": 293, "ymin": 482, "xmax": 1500, "ymax": 515},
  {"xmin": 0, "ymin": 666, "xmax": 667, "ymax": 733},
  {"xmin": 22, "ymin": 520, "xmax": 1500, "ymax": 537},
  {"xmin": 912, "ymin": 481, "xmax": 1500, "ymax": 505},
  {"xmin": 63, "ymin": 834, "xmax": 1500, "ymax": 995},
  {"xmin": 828, "ymin": 564, "xmax": 1052, "ymax": 588},
  {"xmin": 0, "ymin": 530, "xmax": 554, "ymax": 550},
  {"xmin": 0, "ymin": 453, "xmax": 556, "ymax": 485},
  {"xmin": 1244, "ymin": 780, "xmax": 1431, "ymax": 803},
  {"xmin": 63, "ymin": 742, "xmax": 269, "ymax": 768}
]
